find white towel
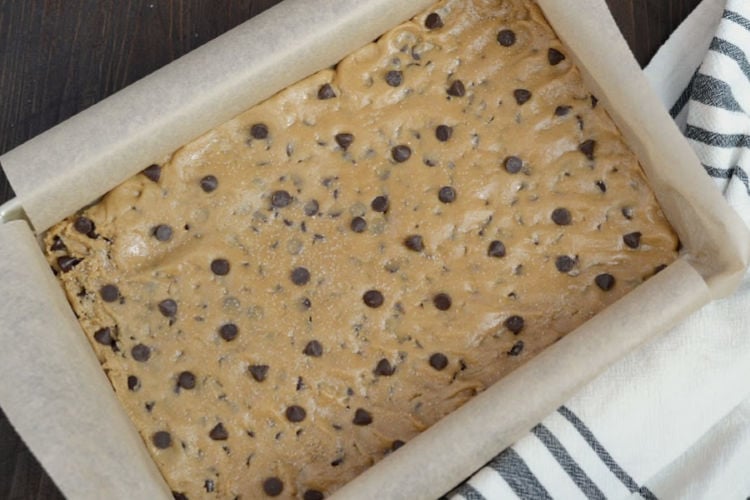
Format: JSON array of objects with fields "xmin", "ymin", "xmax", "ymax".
[{"xmin": 448, "ymin": 1, "xmax": 750, "ymax": 498}]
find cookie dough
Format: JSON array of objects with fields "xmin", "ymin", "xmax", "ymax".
[{"xmin": 44, "ymin": 0, "xmax": 678, "ymax": 498}]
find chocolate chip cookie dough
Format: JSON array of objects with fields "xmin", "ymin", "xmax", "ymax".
[{"xmin": 44, "ymin": 0, "xmax": 678, "ymax": 497}]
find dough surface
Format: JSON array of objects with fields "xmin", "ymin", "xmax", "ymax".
[{"xmin": 44, "ymin": 0, "xmax": 678, "ymax": 498}]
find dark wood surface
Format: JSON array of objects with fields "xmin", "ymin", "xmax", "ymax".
[{"xmin": 0, "ymin": 1, "xmax": 702, "ymax": 498}]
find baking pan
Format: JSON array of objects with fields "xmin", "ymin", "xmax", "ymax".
[{"xmin": 0, "ymin": 0, "xmax": 747, "ymax": 499}]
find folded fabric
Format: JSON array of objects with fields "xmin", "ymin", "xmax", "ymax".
[{"xmin": 448, "ymin": 1, "xmax": 750, "ymax": 498}]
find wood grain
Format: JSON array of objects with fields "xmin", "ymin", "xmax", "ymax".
[{"xmin": 0, "ymin": 0, "xmax": 702, "ymax": 498}]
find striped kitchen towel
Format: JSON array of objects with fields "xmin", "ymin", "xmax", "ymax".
[{"xmin": 448, "ymin": 1, "xmax": 750, "ymax": 499}]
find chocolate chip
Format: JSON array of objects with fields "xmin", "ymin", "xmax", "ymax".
[
  {"xmin": 595, "ymin": 180, "xmax": 607, "ymax": 193},
  {"xmin": 391, "ymin": 145, "xmax": 412, "ymax": 162},
  {"xmin": 487, "ymin": 240, "xmax": 506, "ymax": 258},
  {"xmin": 433, "ymin": 293, "xmax": 452, "ymax": 311},
  {"xmin": 127, "ymin": 375, "xmax": 140, "ymax": 391},
  {"xmin": 435, "ymin": 125, "xmax": 453, "ymax": 142},
  {"xmin": 363, "ymin": 290, "xmax": 384, "ymax": 308},
  {"xmin": 210, "ymin": 258, "xmax": 230, "ymax": 276},
  {"xmin": 504, "ymin": 315, "xmax": 525, "ymax": 334},
  {"xmin": 579, "ymin": 139, "xmax": 596, "ymax": 160},
  {"xmin": 303, "ymin": 340, "xmax": 323, "ymax": 357},
  {"xmin": 373, "ymin": 358, "xmax": 395, "ymax": 376},
  {"xmin": 429, "ymin": 352, "xmax": 449, "ymax": 370},
  {"xmin": 249, "ymin": 364, "xmax": 269, "ymax": 382},
  {"xmin": 219, "ymin": 323, "xmax": 239, "ymax": 341},
  {"xmin": 74, "ymin": 216, "xmax": 95, "ymax": 235},
  {"xmin": 548, "ymin": 48, "xmax": 566, "ymax": 65},
  {"xmin": 57, "ymin": 256, "xmax": 81, "ymax": 273},
  {"xmin": 209, "ymin": 423, "xmax": 228, "ymax": 441},
  {"xmin": 271, "ymin": 190, "xmax": 292, "ymax": 208},
  {"xmin": 204, "ymin": 480, "xmax": 215, "ymax": 493},
  {"xmin": 200, "ymin": 175, "xmax": 218, "ymax": 193},
  {"xmin": 100, "ymin": 284, "xmax": 120, "ymax": 303},
  {"xmin": 425, "ymin": 12, "xmax": 443, "ymax": 29},
  {"xmin": 172, "ymin": 492, "xmax": 188, "ymax": 500},
  {"xmin": 335, "ymin": 133, "xmax": 354, "ymax": 150},
  {"xmin": 497, "ymin": 29, "xmax": 516, "ymax": 47},
  {"xmin": 591, "ymin": 95, "xmax": 599, "ymax": 108},
  {"xmin": 404, "ymin": 234, "xmax": 424, "ymax": 252},
  {"xmin": 250, "ymin": 123, "xmax": 269, "ymax": 139},
  {"xmin": 158, "ymin": 299, "xmax": 177, "ymax": 317},
  {"xmin": 50, "ymin": 235, "xmax": 67, "ymax": 252},
  {"xmin": 303, "ymin": 490, "xmax": 325, "ymax": 500},
  {"xmin": 595, "ymin": 273, "xmax": 616, "ymax": 291},
  {"xmin": 555, "ymin": 255, "xmax": 576, "ymax": 273},
  {"xmin": 132, "ymin": 343, "xmax": 151, "ymax": 362},
  {"xmin": 152, "ymin": 431, "xmax": 172, "ymax": 449},
  {"xmin": 353, "ymin": 408, "xmax": 373, "ymax": 426},
  {"xmin": 291, "ymin": 267, "xmax": 311, "ymax": 285},
  {"xmin": 508, "ymin": 340, "xmax": 524, "ymax": 356},
  {"xmin": 654, "ymin": 264, "xmax": 668, "ymax": 274},
  {"xmin": 263, "ymin": 477, "xmax": 284, "ymax": 497},
  {"xmin": 438, "ymin": 186, "xmax": 457, "ymax": 203},
  {"xmin": 447, "ymin": 80, "xmax": 466, "ymax": 97},
  {"xmin": 551, "ymin": 207, "xmax": 572, "ymax": 226},
  {"xmin": 153, "ymin": 224, "xmax": 173, "ymax": 242},
  {"xmin": 304, "ymin": 199, "xmax": 320, "ymax": 216},
  {"xmin": 504, "ymin": 156, "xmax": 522, "ymax": 174},
  {"xmin": 385, "ymin": 70, "xmax": 403, "ymax": 87},
  {"xmin": 622, "ymin": 207, "xmax": 634, "ymax": 220},
  {"xmin": 285, "ymin": 405, "xmax": 307, "ymax": 423},
  {"xmin": 391, "ymin": 440, "xmax": 405, "ymax": 451},
  {"xmin": 177, "ymin": 371, "xmax": 196, "ymax": 390},
  {"xmin": 623, "ymin": 232, "xmax": 642, "ymax": 249},
  {"xmin": 142, "ymin": 164, "xmax": 161, "ymax": 182},
  {"xmin": 317, "ymin": 83, "xmax": 336, "ymax": 100},
  {"xmin": 94, "ymin": 327, "xmax": 114, "ymax": 346},
  {"xmin": 555, "ymin": 105, "xmax": 572, "ymax": 116},
  {"xmin": 371, "ymin": 195, "xmax": 389, "ymax": 213},
  {"xmin": 513, "ymin": 89, "xmax": 532, "ymax": 105},
  {"xmin": 350, "ymin": 216, "xmax": 367, "ymax": 233}
]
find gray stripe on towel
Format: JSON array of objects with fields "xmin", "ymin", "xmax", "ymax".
[
  {"xmin": 488, "ymin": 448, "xmax": 553, "ymax": 500},
  {"xmin": 685, "ymin": 124, "xmax": 750, "ymax": 148},
  {"xmin": 558, "ymin": 406, "xmax": 658, "ymax": 500},
  {"xmin": 703, "ymin": 163, "xmax": 750, "ymax": 195},
  {"xmin": 532, "ymin": 423, "xmax": 606, "ymax": 500},
  {"xmin": 690, "ymin": 73, "xmax": 744, "ymax": 113},
  {"xmin": 669, "ymin": 69, "xmax": 699, "ymax": 118},
  {"xmin": 453, "ymin": 483, "xmax": 487, "ymax": 500},
  {"xmin": 709, "ymin": 37, "xmax": 750, "ymax": 81},
  {"xmin": 723, "ymin": 9, "xmax": 750, "ymax": 32}
]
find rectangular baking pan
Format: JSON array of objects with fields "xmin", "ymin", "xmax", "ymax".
[{"xmin": 1, "ymin": 0, "xmax": 748, "ymax": 499}]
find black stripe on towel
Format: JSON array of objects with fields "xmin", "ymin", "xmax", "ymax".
[
  {"xmin": 669, "ymin": 69, "xmax": 698, "ymax": 118},
  {"xmin": 710, "ymin": 37, "xmax": 750, "ymax": 81},
  {"xmin": 723, "ymin": 9, "xmax": 750, "ymax": 32},
  {"xmin": 558, "ymin": 406, "xmax": 658, "ymax": 500},
  {"xmin": 453, "ymin": 483, "xmax": 486, "ymax": 500},
  {"xmin": 684, "ymin": 124, "xmax": 750, "ymax": 149},
  {"xmin": 703, "ymin": 163, "xmax": 750, "ymax": 195},
  {"xmin": 690, "ymin": 73, "xmax": 744, "ymax": 113},
  {"xmin": 488, "ymin": 448, "xmax": 553, "ymax": 500},
  {"xmin": 532, "ymin": 424, "xmax": 606, "ymax": 500}
]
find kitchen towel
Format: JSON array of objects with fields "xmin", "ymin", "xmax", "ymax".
[{"xmin": 449, "ymin": 1, "xmax": 750, "ymax": 498}]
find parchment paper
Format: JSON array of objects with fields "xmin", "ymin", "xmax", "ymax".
[
  {"xmin": 0, "ymin": 0, "xmax": 748, "ymax": 499},
  {"xmin": 0, "ymin": 221, "xmax": 171, "ymax": 500}
]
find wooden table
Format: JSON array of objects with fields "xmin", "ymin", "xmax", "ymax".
[{"xmin": 0, "ymin": 1, "xmax": 703, "ymax": 498}]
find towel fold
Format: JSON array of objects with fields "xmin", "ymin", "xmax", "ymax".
[{"xmin": 448, "ymin": 1, "xmax": 750, "ymax": 498}]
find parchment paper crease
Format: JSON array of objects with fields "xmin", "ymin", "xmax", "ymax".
[{"xmin": 0, "ymin": 0, "xmax": 747, "ymax": 499}]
